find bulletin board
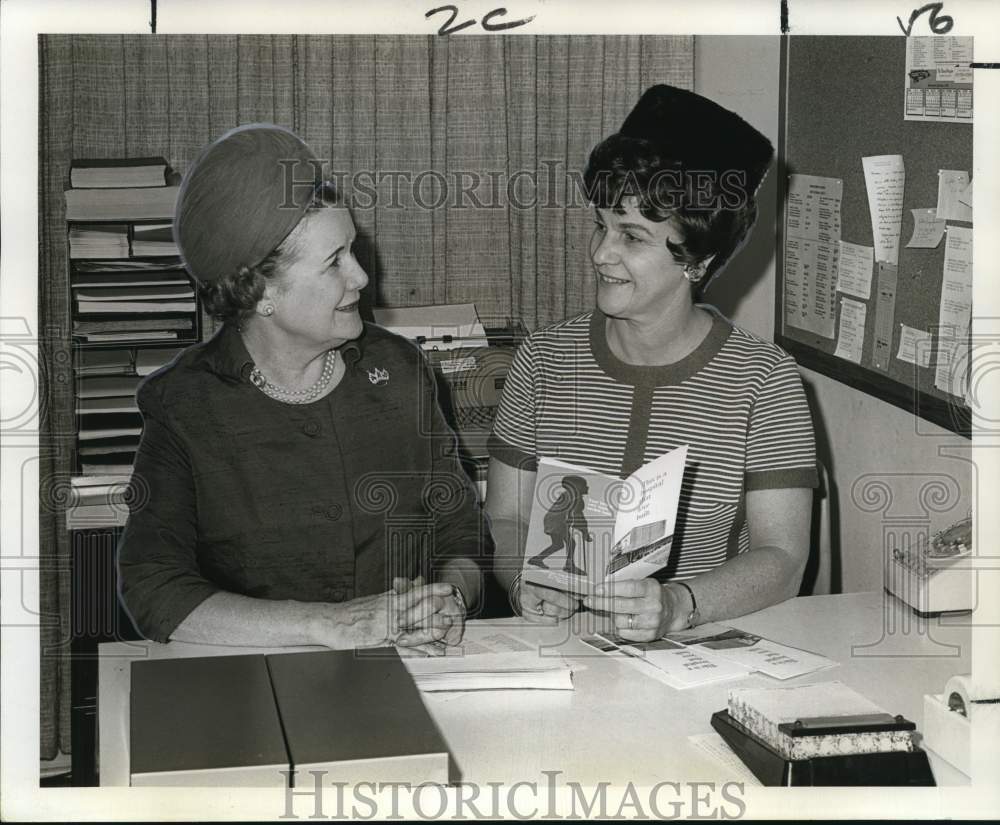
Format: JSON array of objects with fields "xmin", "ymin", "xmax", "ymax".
[{"xmin": 776, "ymin": 36, "xmax": 972, "ymax": 437}]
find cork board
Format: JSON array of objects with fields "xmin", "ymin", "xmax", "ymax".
[{"xmin": 776, "ymin": 35, "xmax": 972, "ymax": 437}]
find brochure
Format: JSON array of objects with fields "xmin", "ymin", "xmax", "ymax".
[
  {"xmin": 579, "ymin": 634, "xmax": 751, "ymax": 690},
  {"xmin": 664, "ymin": 623, "xmax": 837, "ymax": 680},
  {"xmin": 522, "ymin": 445, "xmax": 688, "ymax": 596}
]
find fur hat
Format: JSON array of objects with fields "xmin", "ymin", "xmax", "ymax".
[{"xmin": 619, "ymin": 84, "xmax": 773, "ymax": 197}]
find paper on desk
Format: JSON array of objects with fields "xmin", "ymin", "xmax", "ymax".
[
  {"xmin": 897, "ymin": 324, "xmax": 933, "ymax": 368},
  {"xmin": 905, "ymin": 208, "xmax": 947, "ymax": 249},
  {"xmin": 403, "ymin": 652, "xmax": 573, "ymax": 692},
  {"xmin": 618, "ymin": 638, "xmax": 752, "ymax": 690},
  {"xmin": 454, "ymin": 631, "xmax": 535, "ymax": 656},
  {"xmin": 395, "ymin": 630, "xmax": 537, "ymax": 659},
  {"xmin": 835, "ymin": 241, "xmax": 874, "ymax": 299},
  {"xmin": 936, "ymin": 170, "xmax": 973, "ymax": 223},
  {"xmin": 687, "ymin": 734, "xmax": 762, "ymax": 786},
  {"xmin": 664, "ymin": 624, "xmax": 837, "ymax": 681},
  {"xmin": 580, "ymin": 634, "xmax": 747, "ymax": 689},
  {"xmin": 783, "ymin": 175, "xmax": 842, "ymax": 339},
  {"xmin": 372, "ymin": 303, "xmax": 488, "ymax": 350},
  {"xmin": 934, "ymin": 225, "xmax": 973, "ymax": 398},
  {"xmin": 862, "ymin": 155, "xmax": 905, "ymax": 266},
  {"xmin": 833, "ymin": 297, "xmax": 866, "ymax": 365}
]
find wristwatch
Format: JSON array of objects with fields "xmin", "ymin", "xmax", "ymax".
[{"xmin": 673, "ymin": 580, "xmax": 700, "ymax": 629}]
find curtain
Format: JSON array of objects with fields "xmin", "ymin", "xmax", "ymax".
[{"xmin": 37, "ymin": 33, "xmax": 693, "ymax": 759}]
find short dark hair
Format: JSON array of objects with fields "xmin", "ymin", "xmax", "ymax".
[
  {"xmin": 583, "ymin": 134, "xmax": 760, "ymax": 295},
  {"xmin": 199, "ymin": 181, "xmax": 340, "ymax": 325}
]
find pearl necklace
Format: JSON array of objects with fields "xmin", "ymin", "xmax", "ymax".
[{"xmin": 249, "ymin": 349, "xmax": 338, "ymax": 404}]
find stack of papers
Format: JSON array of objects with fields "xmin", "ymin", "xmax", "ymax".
[
  {"xmin": 69, "ymin": 224, "xmax": 130, "ymax": 259},
  {"xmin": 403, "ymin": 652, "xmax": 573, "ymax": 692}
]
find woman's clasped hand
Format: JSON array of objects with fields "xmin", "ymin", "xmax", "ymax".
[{"xmin": 307, "ymin": 577, "xmax": 467, "ymax": 654}]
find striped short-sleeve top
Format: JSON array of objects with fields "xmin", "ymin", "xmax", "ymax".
[{"xmin": 488, "ymin": 308, "xmax": 819, "ymax": 581}]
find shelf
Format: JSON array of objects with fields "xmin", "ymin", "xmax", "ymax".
[{"xmin": 65, "ymin": 164, "xmax": 203, "ymax": 479}]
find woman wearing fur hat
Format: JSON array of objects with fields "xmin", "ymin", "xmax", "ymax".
[
  {"xmin": 118, "ymin": 125, "xmax": 491, "ymax": 651},
  {"xmin": 487, "ymin": 86, "xmax": 818, "ymax": 641}
]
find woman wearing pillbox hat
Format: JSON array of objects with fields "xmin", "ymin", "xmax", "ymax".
[
  {"xmin": 487, "ymin": 85, "xmax": 819, "ymax": 639},
  {"xmin": 117, "ymin": 124, "xmax": 492, "ymax": 651}
]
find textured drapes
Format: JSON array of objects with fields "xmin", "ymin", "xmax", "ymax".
[{"xmin": 38, "ymin": 33, "xmax": 692, "ymax": 759}]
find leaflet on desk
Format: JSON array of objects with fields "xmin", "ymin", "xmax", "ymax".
[
  {"xmin": 663, "ymin": 623, "xmax": 837, "ymax": 680},
  {"xmin": 522, "ymin": 446, "xmax": 688, "ymax": 597},
  {"xmin": 581, "ymin": 625, "xmax": 835, "ymax": 687},
  {"xmin": 581, "ymin": 634, "xmax": 750, "ymax": 690}
]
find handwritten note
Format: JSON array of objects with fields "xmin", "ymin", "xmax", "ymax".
[
  {"xmin": 783, "ymin": 175, "xmax": 843, "ymax": 339},
  {"xmin": 936, "ymin": 170, "xmax": 973, "ymax": 222},
  {"xmin": 897, "ymin": 325, "xmax": 933, "ymax": 368},
  {"xmin": 934, "ymin": 226, "xmax": 973, "ymax": 398},
  {"xmin": 862, "ymin": 155, "xmax": 905, "ymax": 266},
  {"xmin": 836, "ymin": 241, "xmax": 874, "ymax": 299},
  {"xmin": 833, "ymin": 298, "xmax": 867, "ymax": 364},
  {"xmin": 905, "ymin": 208, "xmax": 947, "ymax": 249}
]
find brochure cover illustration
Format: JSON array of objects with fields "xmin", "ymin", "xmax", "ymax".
[{"xmin": 522, "ymin": 445, "xmax": 688, "ymax": 596}]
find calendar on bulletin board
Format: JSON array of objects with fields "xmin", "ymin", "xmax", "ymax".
[{"xmin": 776, "ymin": 36, "xmax": 972, "ymax": 437}]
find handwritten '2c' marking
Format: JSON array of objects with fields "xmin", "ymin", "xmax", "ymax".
[
  {"xmin": 897, "ymin": 3, "xmax": 954, "ymax": 35},
  {"xmin": 426, "ymin": 4, "xmax": 536, "ymax": 35}
]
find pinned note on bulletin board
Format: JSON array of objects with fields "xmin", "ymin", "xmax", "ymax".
[{"xmin": 776, "ymin": 37, "xmax": 972, "ymax": 437}]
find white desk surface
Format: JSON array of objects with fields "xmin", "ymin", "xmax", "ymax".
[{"xmin": 99, "ymin": 591, "xmax": 970, "ymax": 787}]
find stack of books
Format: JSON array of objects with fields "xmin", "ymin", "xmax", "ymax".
[
  {"xmin": 64, "ymin": 181, "xmax": 180, "ymax": 222},
  {"xmin": 71, "ymin": 260, "xmax": 196, "ymax": 343},
  {"xmin": 70, "ymin": 156, "xmax": 168, "ymax": 189},
  {"xmin": 131, "ymin": 223, "xmax": 179, "ymax": 257},
  {"xmin": 66, "ymin": 158, "xmax": 198, "ymax": 346},
  {"xmin": 65, "ymin": 156, "xmax": 199, "ymax": 515}
]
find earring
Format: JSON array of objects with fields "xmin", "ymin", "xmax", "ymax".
[
  {"xmin": 684, "ymin": 264, "xmax": 705, "ymax": 284},
  {"xmin": 262, "ymin": 305, "xmax": 275, "ymax": 316}
]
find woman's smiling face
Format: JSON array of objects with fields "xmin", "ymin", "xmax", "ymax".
[
  {"xmin": 265, "ymin": 206, "xmax": 368, "ymax": 349},
  {"xmin": 589, "ymin": 197, "xmax": 690, "ymax": 322}
]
